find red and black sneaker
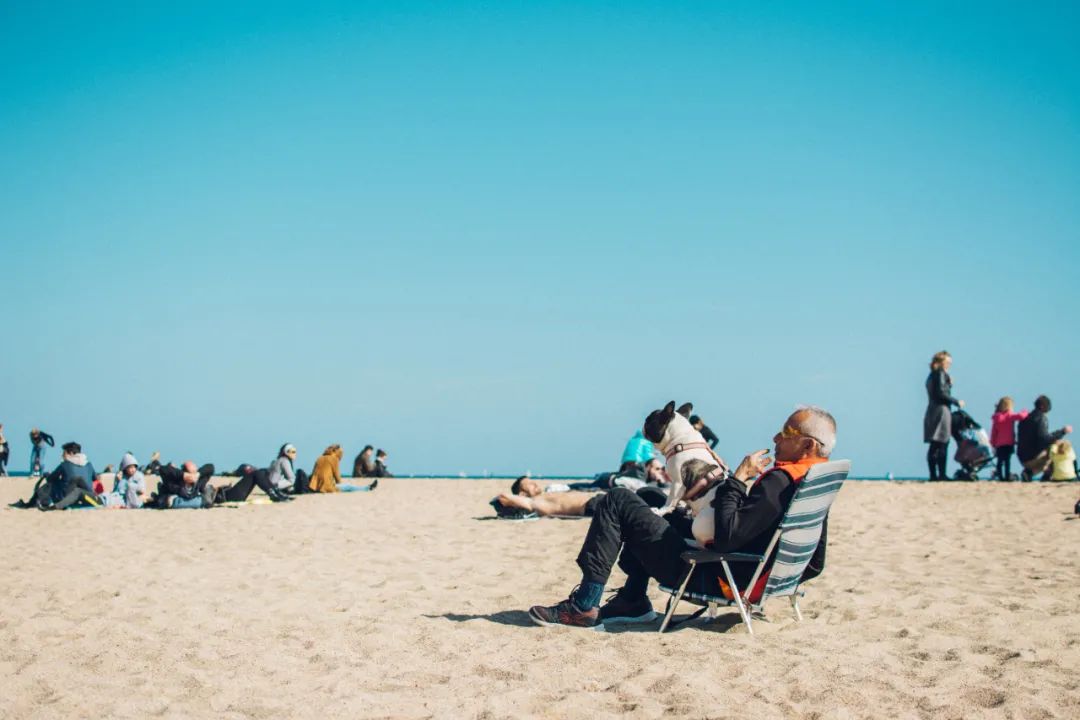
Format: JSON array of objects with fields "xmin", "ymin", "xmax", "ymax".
[{"xmin": 528, "ymin": 598, "xmax": 605, "ymax": 631}]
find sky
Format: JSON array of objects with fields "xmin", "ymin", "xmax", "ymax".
[{"xmin": 1, "ymin": 1, "xmax": 1078, "ymax": 477}]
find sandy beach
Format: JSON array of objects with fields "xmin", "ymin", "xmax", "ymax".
[{"xmin": 1, "ymin": 476, "xmax": 1078, "ymax": 719}]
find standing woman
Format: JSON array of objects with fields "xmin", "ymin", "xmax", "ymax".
[{"xmin": 924, "ymin": 350, "xmax": 964, "ymax": 480}]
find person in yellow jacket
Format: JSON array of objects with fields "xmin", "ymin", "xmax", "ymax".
[
  {"xmin": 309, "ymin": 445, "xmax": 344, "ymax": 493},
  {"xmin": 1050, "ymin": 440, "xmax": 1077, "ymax": 481},
  {"xmin": 309, "ymin": 445, "xmax": 379, "ymax": 493}
]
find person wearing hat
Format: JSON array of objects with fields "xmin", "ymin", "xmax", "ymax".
[{"xmin": 102, "ymin": 452, "xmax": 148, "ymax": 508}]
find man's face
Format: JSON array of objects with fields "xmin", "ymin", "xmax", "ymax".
[
  {"xmin": 692, "ymin": 420, "xmax": 703, "ymax": 431},
  {"xmin": 773, "ymin": 412, "xmax": 817, "ymax": 462},
  {"xmin": 645, "ymin": 461, "xmax": 668, "ymax": 484},
  {"xmin": 519, "ymin": 479, "xmax": 542, "ymax": 497},
  {"xmin": 123, "ymin": 464, "xmax": 138, "ymax": 478}
]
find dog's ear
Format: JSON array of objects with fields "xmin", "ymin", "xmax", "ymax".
[
  {"xmin": 676, "ymin": 402, "xmax": 693, "ymax": 418},
  {"xmin": 663, "ymin": 401, "xmax": 676, "ymax": 416}
]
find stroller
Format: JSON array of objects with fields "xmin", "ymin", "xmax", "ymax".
[{"xmin": 951, "ymin": 409, "xmax": 994, "ymax": 480}]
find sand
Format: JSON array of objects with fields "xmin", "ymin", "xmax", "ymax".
[{"xmin": 1, "ymin": 476, "xmax": 1078, "ymax": 719}]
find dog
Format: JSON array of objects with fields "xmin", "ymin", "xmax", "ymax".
[
  {"xmin": 643, "ymin": 400, "xmax": 730, "ymax": 544},
  {"xmin": 677, "ymin": 458, "xmax": 730, "ymax": 545}
]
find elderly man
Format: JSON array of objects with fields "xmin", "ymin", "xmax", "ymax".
[{"xmin": 528, "ymin": 406, "xmax": 837, "ymax": 630}]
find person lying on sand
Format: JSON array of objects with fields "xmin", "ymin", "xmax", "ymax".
[
  {"xmin": 215, "ymin": 464, "xmax": 294, "ymax": 503},
  {"xmin": 572, "ymin": 458, "xmax": 670, "ymax": 492},
  {"xmin": 495, "ymin": 476, "xmax": 666, "ymax": 518},
  {"xmin": 528, "ymin": 406, "xmax": 837, "ymax": 630},
  {"xmin": 151, "ymin": 461, "xmax": 216, "ymax": 509}
]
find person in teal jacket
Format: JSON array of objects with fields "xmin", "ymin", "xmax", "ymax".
[{"xmin": 619, "ymin": 430, "xmax": 656, "ymax": 477}]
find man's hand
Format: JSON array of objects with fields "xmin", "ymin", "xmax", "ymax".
[
  {"xmin": 732, "ymin": 449, "xmax": 772, "ymax": 483},
  {"xmin": 957, "ymin": 399, "xmax": 965, "ymax": 409},
  {"xmin": 1065, "ymin": 425, "xmax": 1073, "ymax": 435}
]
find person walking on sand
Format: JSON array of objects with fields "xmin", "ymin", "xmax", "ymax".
[
  {"xmin": 29, "ymin": 428, "xmax": 55, "ymax": 477},
  {"xmin": 924, "ymin": 351, "xmax": 963, "ymax": 481},
  {"xmin": 990, "ymin": 397, "xmax": 1028, "ymax": 480}
]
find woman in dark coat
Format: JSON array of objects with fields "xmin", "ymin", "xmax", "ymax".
[{"xmin": 924, "ymin": 350, "xmax": 964, "ymax": 480}]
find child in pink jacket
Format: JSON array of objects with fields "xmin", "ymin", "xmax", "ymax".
[{"xmin": 991, "ymin": 397, "xmax": 1028, "ymax": 480}]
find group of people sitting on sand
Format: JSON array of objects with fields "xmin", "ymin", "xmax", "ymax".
[{"xmin": 10, "ymin": 440, "xmax": 391, "ymax": 511}]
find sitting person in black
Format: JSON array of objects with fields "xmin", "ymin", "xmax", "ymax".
[
  {"xmin": 373, "ymin": 449, "xmax": 393, "ymax": 478},
  {"xmin": 1017, "ymin": 395, "xmax": 1072, "ymax": 482},
  {"xmin": 528, "ymin": 406, "xmax": 837, "ymax": 630},
  {"xmin": 13, "ymin": 441, "xmax": 98, "ymax": 510}
]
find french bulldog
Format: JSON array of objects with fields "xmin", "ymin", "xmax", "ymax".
[{"xmin": 643, "ymin": 400, "xmax": 730, "ymax": 544}]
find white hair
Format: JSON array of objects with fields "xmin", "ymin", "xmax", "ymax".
[{"xmin": 795, "ymin": 405, "xmax": 836, "ymax": 457}]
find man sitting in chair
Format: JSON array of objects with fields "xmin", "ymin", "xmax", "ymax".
[{"xmin": 527, "ymin": 406, "xmax": 837, "ymax": 630}]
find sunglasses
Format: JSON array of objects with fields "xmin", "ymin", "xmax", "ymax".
[{"xmin": 778, "ymin": 425, "xmax": 825, "ymax": 446}]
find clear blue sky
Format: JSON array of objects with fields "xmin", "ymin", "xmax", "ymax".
[{"xmin": 2, "ymin": 2, "xmax": 1077, "ymax": 477}]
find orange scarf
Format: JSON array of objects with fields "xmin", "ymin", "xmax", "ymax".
[{"xmin": 755, "ymin": 456, "xmax": 828, "ymax": 487}]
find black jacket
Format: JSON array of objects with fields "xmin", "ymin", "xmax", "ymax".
[
  {"xmin": 699, "ymin": 424, "xmax": 719, "ymax": 449},
  {"xmin": 1017, "ymin": 410, "xmax": 1066, "ymax": 463},
  {"xmin": 925, "ymin": 370, "xmax": 959, "ymax": 408},
  {"xmin": 31, "ymin": 431, "xmax": 55, "ymax": 448},
  {"xmin": 157, "ymin": 463, "xmax": 215, "ymax": 500},
  {"xmin": 710, "ymin": 467, "xmax": 827, "ymax": 587}
]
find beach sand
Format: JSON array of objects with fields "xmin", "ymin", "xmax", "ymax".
[{"xmin": 1, "ymin": 476, "xmax": 1078, "ymax": 719}]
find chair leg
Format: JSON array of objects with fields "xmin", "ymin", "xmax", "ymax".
[
  {"xmin": 720, "ymin": 561, "xmax": 753, "ymax": 635},
  {"xmin": 791, "ymin": 594, "xmax": 803, "ymax": 622},
  {"xmin": 659, "ymin": 560, "xmax": 696, "ymax": 633}
]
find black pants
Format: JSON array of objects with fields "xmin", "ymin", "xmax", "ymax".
[
  {"xmin": 293, "ymin": 469, "xmax": 310, "ymax": 494},
  {"xmin": 54, "ymin": 486, "xmax": 95, "ymax": 510},
  {"xmin": 222, "ymin": 469, "xmax": 276, "ymax": 502},
  {"xmin": 575, "ymin": 488, "xmax": 721, "ymax": 599},
  {"xmin": 927, "ymin": 441, "xmax": 949, "ymax": 480},
  {"xmin": 994, "ymin": 445, "xmax": 1014, "ymax": 479}
]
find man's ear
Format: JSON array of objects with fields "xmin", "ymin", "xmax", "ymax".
[
  {"xmin": 663, "ymin": 401, "xmax": 676, "ymax": 416},
  {"xmin": 676, "ymin": 402, "xmax": 693, "ymax": 418}
]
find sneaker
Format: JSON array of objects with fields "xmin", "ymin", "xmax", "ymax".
[
  {"xmin": 528, "ymin": 598, "xmax": 604, "ymax": 631},
  {"xmin": 599, "ymin": 589, "xmax": 657, "ymax": 625}
]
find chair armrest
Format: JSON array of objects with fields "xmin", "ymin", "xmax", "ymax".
[{"xmin": 681, "ymin": 550, "xmax": 764, "ymax": 564}]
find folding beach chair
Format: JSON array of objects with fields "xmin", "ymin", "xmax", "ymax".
[{"xmin": 657, "ymin": 459, "xmax": 850, "ymax": 634}]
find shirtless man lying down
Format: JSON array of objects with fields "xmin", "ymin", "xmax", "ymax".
[{"xmin": 494, "ymin": 476, "xmax": 664, "ymax": 518}]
